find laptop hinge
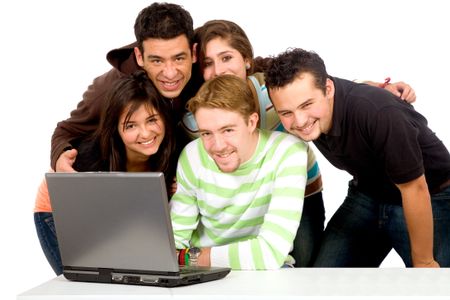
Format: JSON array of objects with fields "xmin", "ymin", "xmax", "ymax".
[{"xmin": 98, "ymin": 268, "xmax": 113, "ymax": 283}]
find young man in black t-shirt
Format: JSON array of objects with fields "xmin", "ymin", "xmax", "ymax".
[{"xmin": 265, "ymin": 48, "xmax": 450, "ymax": 268}]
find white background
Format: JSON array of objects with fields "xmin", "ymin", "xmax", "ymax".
[{"xmin": 1, "ymin": 0, "xmax": 449, "ymax": 298}]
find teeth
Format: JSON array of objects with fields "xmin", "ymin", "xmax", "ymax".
[
  {"xmin": 217, "ymin": 153, "xmax": 231, "ymax": 158},
  {"xmin": 302, "ymin": 124, "xmax": 314, "ymax": 131},
  {"xmin": 140, "ymin": 137, "xmax": 155, "ymax": 145},
  {"xmin": 301, "ymin": 122, "xmax": 314, "ymax": 132},
  {"xmin": 163, "ymin": 81, "xmax": 178, "ymax": 86}
]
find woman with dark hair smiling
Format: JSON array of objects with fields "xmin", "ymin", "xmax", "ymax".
[{"xmin": 33, "ymin": 70, "xmax": 177, "ymax": 275}]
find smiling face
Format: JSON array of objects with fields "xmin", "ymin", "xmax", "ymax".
[
  {"xmin": 269, "ymin": 73, "xmax": 335, "ymax": 142},
  {"xmin": 134, "ymin": 34, "xmax": 196, "ymax": 99},
  {"xmin": 195, "ymin": 107, "xmax": 259, "ymax": 173},
  {"xmin": 118, "ymin": 103, "xmax": 165, "ymax": 163},
  {"xmin": 202, "ymin": 37, "xmax": 249, "ymax": 81}
]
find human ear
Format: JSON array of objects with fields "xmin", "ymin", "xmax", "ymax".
[
  {"xmin": 134, "ymin": 47, "xmax": 144, "ymax": 67},
  {"xmin": 248, "ymin": 112, "xmax": 259, "ymax": 131},
  {"xmin": 192, "ymin": 43, "xmax": 198, "ymax": 63},
  {"xmin": 325, "ymin": 78, "xmax": 335, "ymax": 99},
  {"xmin": 244, "ymin": 58, "xmax": 251, "ymax": 70}
]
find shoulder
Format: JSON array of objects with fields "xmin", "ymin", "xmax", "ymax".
[
  {"xmin": 333, "ymin": 77, "xmax": 403, "ymax": 119},
  {"xmin": 264, "ymin": 130, "xmax": 307, "ymax": 151},
  {"xmin": 248, "ymin": 73, "xmax": 266, "ymax": 95},
  {"xmin": 248, "ymin": 72, "xmax": 265, "ymax": 85},
  {"xmin": 180, "ymin": 139, "xmax": 202, "ymax": 160}
]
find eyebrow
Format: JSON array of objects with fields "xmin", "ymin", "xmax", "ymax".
[
  {"xmin": 146, "ymin": 51, "xmax": 188, "ymax": 60},
  {"xmin": 299, "ymin": 98, "xmax": 314, "ymax": 108},
  {"xmin": 276, "ymin": 98, "xmax": 314, "ymax": 115},
  {"xmin": 198, "ymin": 124, "xmax": 237, "ymax": 133},
  {"xmin": 204, "ymin": 50, "xmax": 235, "ymax": 59},
  {"xmin": 146, "ymin": 113, "xmax": 158, "ymax": 119}
]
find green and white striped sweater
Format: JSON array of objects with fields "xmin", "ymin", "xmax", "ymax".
[{"xmin": 170, "ymin": 129, "xmax": 307, "ymax": 269}]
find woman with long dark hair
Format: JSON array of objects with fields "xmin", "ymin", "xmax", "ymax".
[{"xmin": 34, "ymin": 70, "xmax": 177, "ymax": 275}]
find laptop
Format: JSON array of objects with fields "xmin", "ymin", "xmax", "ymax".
[{"xmin": 45, "ymin": 172, "xmax": 231, "ymax": 287}]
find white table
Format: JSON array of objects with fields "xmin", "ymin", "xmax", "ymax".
[{"xmin": 17, "ymin": 268, "xmax": 450, "ymax": 299}]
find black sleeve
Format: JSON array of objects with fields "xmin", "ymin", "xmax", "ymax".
[{"xmin": 370, "ymin": 105, "xmax": 424, "ymax": 184}]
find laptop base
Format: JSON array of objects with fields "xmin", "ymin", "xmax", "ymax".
[{"xmin": 64, "ymin": 267, "xmax": 231, "ymax": 287}]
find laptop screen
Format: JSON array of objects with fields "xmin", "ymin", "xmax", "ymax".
[{"xmin": 46, "ymin": 172, "xmax": 179, "ymax": 274}]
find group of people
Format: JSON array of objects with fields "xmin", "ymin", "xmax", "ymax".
[{"xmin": 34, "ymin": 2, "xmax": 450, "ymax": 274}]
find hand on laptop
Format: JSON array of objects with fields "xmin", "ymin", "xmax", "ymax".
[{"xmin": 56, "ymin": 149, "xmax": 78, "ymax": 172}]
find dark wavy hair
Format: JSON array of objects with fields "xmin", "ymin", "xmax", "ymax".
[
  {"xmin": 265, "ymin": 48, "xmax": 328, "ymax": 94},
  {"xmin": 134, "ymin": 2, "xmax": 194, "ymax": 53},
  {"xmin": 194, "ymin": 20, "xmax": 254, "ymax": 75},
  {"xmin": 95, "ymin": 70, "xmax": 176, "ymax": 176}
]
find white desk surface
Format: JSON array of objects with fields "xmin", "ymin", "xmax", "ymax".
[{"xmin": 17, "ymin": 268, "xmax": 450, "ymax": 299}]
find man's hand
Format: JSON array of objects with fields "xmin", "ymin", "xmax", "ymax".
[
  {"xmin": 385, "ymin": 81, "xmax": 416, "ymax": 103},
  {"xmin": 198, "ymin": 247, "xmax": 211, "ymax": 267},
  {"xmin": 169, "ymin": 176, "xmax": 177, "ymax": 197},
  {"xmin": 414, "ymin": 259, "xmax": 440, "ymax": 268},
  {"xmin": 55, "ymin": 149, "xmax": 78, "ymax": 172}
]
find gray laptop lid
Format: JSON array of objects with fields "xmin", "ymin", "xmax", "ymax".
[{"xmin": 46, "ymin": 172, "xmax": 179, "ymax": 273}]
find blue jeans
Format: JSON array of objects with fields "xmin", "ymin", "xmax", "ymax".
[
  {"xmin": 34, "ymin": 212, "xmax": 63, "ymax": 275},
  {"xmin": 290, "ymin": 192, "xmax": 325, "ymax": 267},
  {"xmin": 313, "ymin": 185, "xmax": 450, "ymax": 267}
]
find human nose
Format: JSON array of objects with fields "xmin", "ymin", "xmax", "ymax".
[
  {"xmin": 294, "ymin": 110, "xmax": 308, "ymax": 127},
  {"xmin": 211, "ymin": 134, "xmax": 226, "ymax": 150},
  {"xmin": 213, "ymin": 62, "xmax": 226, "ymax": 78},
  {"xmin": 139, "ymin": 124, "xmax": 153, "ymax": 138},
  {"xmin": 162, "ymin": 61, "xmax": 177, "ymax": 79}
]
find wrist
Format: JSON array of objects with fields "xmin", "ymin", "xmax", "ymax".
[
  {"xmin": 178, "ymin": 247, "xmax": 202, "ymax": 266},
  {"xmin": 188, "ymin": 247, "xmax": 201, "ymax": 266},
  {"xmin": 413, "ymin": 258, "xmax": 439, "ymax": 268}
]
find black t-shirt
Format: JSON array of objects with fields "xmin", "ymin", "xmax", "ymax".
[{"xmin": 314, "ymin": 77, "xmax": 450, "ymax": 204}]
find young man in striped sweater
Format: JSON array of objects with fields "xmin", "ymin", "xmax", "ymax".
[{"xmin": 170, "ymin": 75, "xmax": 308, "ymax": 269}]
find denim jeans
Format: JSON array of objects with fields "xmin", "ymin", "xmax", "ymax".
[
  {"xmin": 313, "ymin": 185, "xmax": 450, "ymax": 267},
  {"xmin": 290, "ymin": 192, "xmax": 325, "ymax": 267},
  {"xmin": 34, "ymin": 212, "xmax": 63, "ymax": 275}
]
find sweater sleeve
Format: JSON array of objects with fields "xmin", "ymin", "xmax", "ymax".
[{"xmin": 170, "ymin": 147, "xmax": 200, "ymax": 249}]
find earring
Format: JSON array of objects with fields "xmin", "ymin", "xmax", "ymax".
[{"xmin": 245, "ymin": 63, "xmax": 251, "ymax": 70}]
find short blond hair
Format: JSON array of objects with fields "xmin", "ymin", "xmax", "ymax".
[{"xmin": 187, "ymin": 75, "xmax": 256, "ymax": 121}]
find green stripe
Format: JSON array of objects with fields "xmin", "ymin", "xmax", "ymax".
[
  {"xmin": 172, "ymin": 225, "xmax": 194, "ymax": 244},
  {"xmin": 262, "ymin": 220, "xmax": 295, "ymax": 244},
  {"xmin": 171, "ymin": 193, "xmax": 196, "ymax": 205},
  {"xmin": 251, "ymin": 240, "xmax": 265, "ymax": 269},
  {"xmin": 272, "ymin": 187, "xmax": 304, "ymax": 197},
  {"xmin": 206, "ymin": 215, "xmax": 264, "ymax": 230},
  {"xmin": 197, "ymin": 194, "xmax": 270, "ymax": 216},
  {"xmin": 229, "ymin": 243, "xmax": 241, "ymax": 269},
  {"xmin": 198, "ymin": 141, "xmax": 219, "ymax": 171},
  {"xmin": 267, "ymin": 209, "xmax": 302, "ymax": 221},
  {"xmin": 170, "ymin": 212, "xmax": 199, "ymax": 225},
  {"xmin": 278, "ymin": 165, "xmax": 307, "ymax": 177},
  {"xmin": 199, "ymin": 179, "xmax": 265, "ymax": 198},
  {"xmin": 200, "ymin": 226, "xmax": 257, "ymax": 245},
  {"xmin": 178, "ymin": 149, "xmax": 197, "ymax": 185},
  {"xmin": 263, "ymin": 132, "xmax": 286, "ymax": 159}
]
